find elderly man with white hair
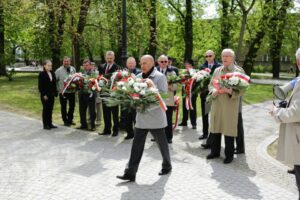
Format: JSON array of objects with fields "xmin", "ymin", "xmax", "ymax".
[
  {"xmin": 270, "ymin": 48, "xmax": 300, "ymax": 198},
  {"xmin": 206, "ymin": 48, "xmax": 246, "ymax": 164}
]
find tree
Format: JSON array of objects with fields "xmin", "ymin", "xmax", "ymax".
[
  {"xmin": 269, "ymin": 0, "xmax": 292, "ymax": 78},
  {"xmin": 148, "ymin": 0, "xmax": 157, "ymax": 57},
  {"xmin": 0, "ymin": 0, "xmax": 5, "ymax": 76},
  {"xmin": 166, "ymin": 0, "xmax": 193, "ymax": 61},
  {"xmin": 72, "ymin": 0, "xmax": 91, "ymax": 71},
  {"xmin": 235, "ymin": 0, "xmax": 256, "ymax": 61}
]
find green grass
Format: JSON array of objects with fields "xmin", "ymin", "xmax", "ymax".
[{"xmin": 0, "ymin": 73, "xmax": 274, "ymax": 126}]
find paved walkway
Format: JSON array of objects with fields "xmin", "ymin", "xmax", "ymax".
[{"xmin": 0, "ymin": 101, "xmax": 298, "ymax": 200}]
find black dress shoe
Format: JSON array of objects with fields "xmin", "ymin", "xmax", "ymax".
[
  {"xmin": 192, "ymin": 125, "xmax": 197, "ymax": 129},
  {"xmin": 116, "ymin": 174, "xmax": 135, "ymax": 182},
  {"xmin": 168, "ymin": 140, "xmax": 172, "ymax": 144},
  {"xmin": 76, "ymin": 126, "xmax": 87, "ymax": 130},
  {"xmin": 178, "ymin": 122, "xmax": 187, "ymax": 126},
  {"xmin": 198, "ymin": 135, "xmax": 208, "ymax": 140},
  {"xmin": 98, "ymin": 132, "xmax": 110, "ymax": 135},
  {"xmin": 124, "ymin": 135, "xmax": 134, "ymax": 140},
  {"xmin": 112, "ymin": 132, "xmax": 118, "ymax": 137},
  {"xmin": 287, "ymin": 169, "xmax": 295, "ymax": 174},
  {"xmin": 223, "ymin": 157, "xmax": 233, "ymax": 164},
  {"xmin": 206, "ymin": 154, "xmax": 220, "ymax": 159},
  {"xmin": 50, "ymin": 124, "xmax": 58, "ymax": 128},
  {"xmin": 234, "ymin": 149, "xmax": 245, "ymax": 154},
  {"xmin": 201, "ymin": 144, "xmax": 211, "ymax": 149},
  {"xmin": 69, "ymin": 121, "xmax": 76, "ymax": 125},
  {"xmin": 158, "ymin": 168, "xmax": 172, "ymax": 176},
  {"xmin": 64, "ymin": 122, "xmax": 71, "ymax": 126},
  {"xmin": 44, "ymin": 126, "xmax": 51, "ymax": 130}
]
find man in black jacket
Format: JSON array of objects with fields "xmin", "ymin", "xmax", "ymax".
[
  {"xmin": 98, "ymin": 51, "xmax": 121, "ymax": 137},
  {"xmin": 199, "ymin": 50, "xmax": 221, "ymax": 141}
]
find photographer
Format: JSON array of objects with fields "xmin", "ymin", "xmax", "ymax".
[{"xmin": 270, "ymin": 48, "xmax": 300, "ymax": 199}]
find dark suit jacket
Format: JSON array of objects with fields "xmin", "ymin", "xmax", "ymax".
[
  {"xmin": 156, "ymin": 66, "xmax": 175, "ymax": 76},
  {"xmin": 38, "ymin": 70, "xmax": 57, "ymax": 97},
  {"xmin": 200, "ymin": 60, "xmax": 221, "ymax": 75},
  {"xmin": 98, "ymin": 63, "xmax": 123, "ymax": 79}
]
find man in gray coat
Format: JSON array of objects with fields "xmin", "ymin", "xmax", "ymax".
[
  {"xmin": 270, "ymin": 48, "xmax": 300, "ymax": 198},
  {"xmin": 117, "ymin": 55, "xmax": 172, "ymax": 182}
]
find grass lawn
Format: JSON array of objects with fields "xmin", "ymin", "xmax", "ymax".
[{"xmin": 0, "ymin": 73, "xmax": 275, "ymax": 128}]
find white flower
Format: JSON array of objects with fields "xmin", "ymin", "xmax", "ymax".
[
  {"xmin": 228, "ymin": 76, "xmax": 239, "ymax": 86},
  {"xmin": 239, "ymin": 79, "xmax": 249, "ymax": 87},
  {"xmin": 133, "ymin": 82, "xmax": 140, "ymax": 88},
  {"xmin": 92, "ymin": 86, "xmax": 96, "ymax": 90},
  {"xmin": 134, "ymin": 86, "xmax": 140, "ymax": 92},
  {"xmin": 189, "ymin": 68, "xmax": 195, "ymax": 75},
  {"xmin": 117, "ymin": 81, "xmax": 125, "ymax": 87},
  {"xmin": 136, "ymin": 78, "xmax": 142, "ymax": 82},
  {"xmin": 128, "ymin": 78, "xmax": 135, "ymax": 86},
  {"xmin": 140, "ymin": 83, "xmax": 148, "ymax": 88},
  {"xmin": 149, "ymin": 87, "xmax": 158, "ymax": 93},
  {"xmin": 140, "ymin": 90, "xmax": 146, "ymax": 95},
  {"xmin": 122, "ymin": 86, "xmax": 127, "ymax": 91},
  {"xmin": 99, "ymin": 80, "xmax": 106, "ymax": 87},
  {"xmin": 196, "ymin": 74, "xmax": 204, "ymax": 81},
  {"xmin": 122, "ymin": 71, "xmax": 129, "ymax": 76}
]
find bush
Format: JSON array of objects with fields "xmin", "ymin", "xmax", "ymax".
[{"xmin": 252, "ymin": 65, "xmax": 272, "ymax": 73}]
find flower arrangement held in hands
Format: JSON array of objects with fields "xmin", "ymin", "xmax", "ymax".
[{"xmin": 104, "ymin": 76, "xmax": 167, "ymax": 113}]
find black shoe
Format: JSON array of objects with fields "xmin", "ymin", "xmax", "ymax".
[
  {"xmin": 223, "ymin": 157, "xmax": 233, "ymax": 164},
  {"xmin": 69, "ymin": 121, "xmax": 76, "ymax": 125},
  {"xmin": 234, "ymin": 149, "xmax": 245, "ymax": 154},
  {"xmin": 206, "ymin": 154, "xmax": 220, "ymax": 159},
  {"xmin": 158, "ymin": 168, "xmax": 172, "ymax": 176},
  {"xmin": 124, "ymin": 135, "xmax": 134, "ymax": 140},
  {"xmin": 112, "ymin": 132, "xmax": 118, "ymax": 137},
  {"xmin": 168, "ymin": 140, "xmax": 172, "ymax": 144},
  {"xmin": 90, "ymin": 127, "xmax": 96, "ymax": 131},
  {"xmin": 98, "ymin": 132, "xmax": 110, "ymax": 135},
  {"xmin": 44, "ymin": 126, "xmax": 51, "ymax": 130},
  {"xmin": 198, "ymin": 134, "xmax": 208, "ymax": 140},
  {"xmin": 64, "ymin": 122, "xmax": 71, "ymax": 126},
  {"xmin": 76, "ymin": 126, "xmax": 87, "ymax": 130},
  {"xmin": 192, "ymin": 125, "xmax": 197, "ymax": 129},
  {"xmin": 287, "ymin": 169, "xmax": 295, "ymax": 174},
  {"xmin": 178, "ymin": 122, "xmax": 187, "ymax": 126},
  {"xmin": 151, "ymin": 138, "xmax": 156, "ymax": 142},
  {"xmin": 201, "ymin": 144, "xmax": 211, "ymax": 149},
  {"xmin": 116, "ymin": 174, "xmax": 135, "ymax": 182},
  {"xmin": 50, "ymin": 124, "xmax": 57, "ymax": 128}
]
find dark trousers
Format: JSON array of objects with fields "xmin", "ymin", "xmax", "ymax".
[
  {"xmin": 182, "ymin": 95, "xmax": 197, "ymax": 126},
  {"xmin": 295, "ymin": 165, "xmax": 300, "ymax": 200},
  {"xmin": 125, "ymin": 128, "xmax": 172, "ymax": 176},
  {"xmin": 59, "ymin": 93, "xmax": 75, "ymax": 124},
  {"xmin": 41, "ymin": 95, "xmax": 54, "ymax": 127},
  {"xmin": 79, "ymin": 92, "xmax": 96, "ymax": 128},
  {"xmin": 165, "ymin": 106, "xmax": 174, "ymax": 141},
  {"xmin": 210, "ymin": 133, "xmax": 234, "ymax": 158},
  {"xmin": 124, "ymin": 108, "xmax": 136, "ymax": 137},
  {"xmin": 102, "ymin": 103, "xmax": 119, "ymax": 134},
  {"xmin": 200, "ymin": 92, "xmax": 209, "ymax": 136},
  {"xmin": 235, "ymin": 112, "xmax": 245, "ymax": 152}
]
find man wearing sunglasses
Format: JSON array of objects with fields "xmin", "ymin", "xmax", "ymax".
[{"xmin": 199, "ymin": 50, "xmax": 221, "ymax": 143}]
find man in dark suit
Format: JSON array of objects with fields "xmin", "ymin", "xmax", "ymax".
[
  {"xmin": 98, "ymin": 51, "xmax": 121, "ymax": 137},
  {"xmin": 199, "ymin": 50, "xmax": 221, "ymax": 141}
]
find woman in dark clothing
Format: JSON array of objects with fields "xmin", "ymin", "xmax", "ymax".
[{"xmin": 38, "ymin": 60, "xmax": 57, "ymax": 130}]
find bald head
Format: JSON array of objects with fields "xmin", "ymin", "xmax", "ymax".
[
  {"xmin": 140, "ymin": 55, "xmax": 154, "ymax": 73},
  {"xmin": 126, "ymin": 57, "xmax": 137, "ymax": 70}
]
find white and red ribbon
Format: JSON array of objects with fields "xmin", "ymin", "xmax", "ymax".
[{"xmin": 61, "ymin": 73, "xmax": 84, "ymax": 95}]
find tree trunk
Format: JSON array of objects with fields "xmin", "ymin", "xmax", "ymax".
[
  {"xmin": 184, "ymin": 0, "xmax": 193, "ymax": 61},
  {"xmin": 236, "ymin": 14, "xmax": 247, "ymax": 62},
  {"xmin": 148, "ymin": 0, "xmax": 157, "ymax": 58},
  {"xmin": 0, "ymin": 1, "xmax": 6, "ymax": 76},
  {"xmin": 269, "ymin": 0, "xmax": 291, "ymax": 79},
  {"xmin": 72, "ymin": 0, "xmax": 91, "ymax": 71},
  {"xmin": 242, "ymin": 0, "xmax": 272, "ymax": 76},
  {"xmin": 221, "ymin": 0, "xmax": 230, "ymax": 49}
]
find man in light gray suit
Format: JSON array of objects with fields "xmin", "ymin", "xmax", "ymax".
[{"xmin": 117, "ymin": 55, "xmax": 172, "ymax": 182}]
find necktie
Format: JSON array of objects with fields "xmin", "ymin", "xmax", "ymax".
[{"xmin": 105, "ymin": 64, "xmax": 111, "ymax": 74}]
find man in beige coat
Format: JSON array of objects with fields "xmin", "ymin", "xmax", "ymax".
[
  {"xmin": 206, "ymin": 49, "xmax": 245, "ymax": 164},
  {"xmin": 270, "ymin": 48, "xmax": 300, "ymax": 198}
]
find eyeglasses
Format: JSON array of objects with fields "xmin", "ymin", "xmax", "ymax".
[
  {"xmin": 160, "ymin": 61, "xmax": 168, "ymax": 63},
  {"xmin": 205, "ymin": 55, "xmax": 213, "ymax": 58}
]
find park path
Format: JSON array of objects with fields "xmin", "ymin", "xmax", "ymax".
[{"xmin": 0, "ymin": 101, "xmax": 298, "ymax": 200}]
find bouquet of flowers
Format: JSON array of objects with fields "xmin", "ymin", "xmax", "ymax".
[
  {"xmin": 104, "ymin": 77, "xmax": 167, "ymax": 113},
  {"xmin": 87, "ymin": 75, "xmax": 109, "ymax": 93},
  {"xmin": 62, "ymin": 73, "xmax": 84, "ymax": 94},
  {"xmin": 218, "ymin": 72, "xmax": 250, "ymax": 91},
  {"xmin": 110, "ymin": 70, "xmax": 132, "ymax": 89}
]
